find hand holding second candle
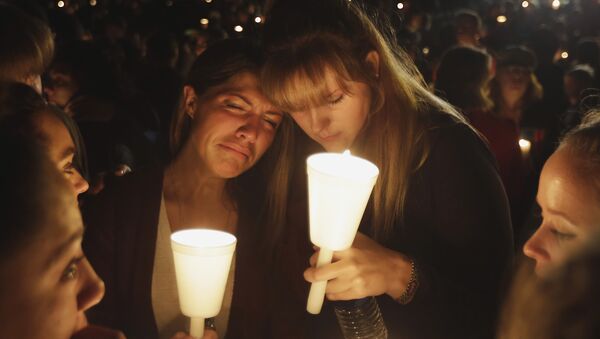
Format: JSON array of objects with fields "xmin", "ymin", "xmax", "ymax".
[{"xmin": 304, "ymin": 232, "xmax": 414, "ymax": 301}]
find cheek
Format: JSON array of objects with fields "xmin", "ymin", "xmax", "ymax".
[
  {"xmin": 291, "ymin": 114, "xmax": 313, "ymax": 135},
  {"xmin": 256, "ymin": 132, "xmax": 275, "ymax": 158},
  {"xmin": 9, "ymin": 283, "xmax": 79, "ymax": 338}
]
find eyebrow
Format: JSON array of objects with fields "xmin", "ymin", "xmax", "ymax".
[
  {"xmin": 229, "ymin": 92, "xmax": 283, "ymax": 117},
  {"xmin": 536, "ymin": 197, "xmax": 578, "ymax": 227},
  {"xmin": 44, "ymin": 227, "xmax": 84, "ymax": 271},
  {"xmin": 60, "ymin": 146, "xmax": 76, "ymax": 161}
]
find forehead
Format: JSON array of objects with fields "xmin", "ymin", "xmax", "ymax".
[
  {"xmin": 0, "ymin": 183, "xmax": 82, "ymax": 282},
  {"xmin": 268, "ymin": 65, "xmax": 350, "ymax": 113},
  {"xmin": 34, "ymin": 112, "xmax": 74, "ymax": 160},
  {"xmin": 213, "ymin": 72, "xmax": 275, "ymax": 105},
  {"xmin": 539, "ymin": 149, "xmax": 600, "ymax": 227}
]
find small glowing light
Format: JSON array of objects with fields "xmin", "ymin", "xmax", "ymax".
[
  {"xmin": 200, "ymin": 18, "xmax": 209, "ymax": 25},
  {"xmin": 57, "ymin": 0, "xmax": 65, "ymax": 8},
  {"xmin": 397, "ymin": 2, "xmax": 404, "ymax": 9},
  {"xmin": 521, "ymin": 1, "xmax": 529, "ymax": 8},
  {"xmin": 89, "ymin": 0, "xmax": 97, "ymax": 6},
  {"xmin": 519, "ymin": 139, "xmax": 532, "ymax": 155},
  {"xmin": 234, "ymin": 25, "xmax": 243, "ymax": 33},
  {"xmin": 496, "ymin": 15, "xmax": 507, "ymax": 23},
  {"xmin": 552, "ymin": 0, "xmax": 560, "ymax": 10},
  {"xmin": 422, "ymin": 47, "xmax": 430, "ymax": 55},
  {"xmin": 254, "ymin": 16, "xmax": 262, "ymax": 23},
  {"xmin": 205, "ymin": 0, "xmax": 212, "ymax": 3},
  {"xmin": 561, "ymin": 51, "xmax": 569, "ymax": 59}
]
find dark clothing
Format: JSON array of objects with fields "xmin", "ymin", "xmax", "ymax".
[
  {"xmin": 82, "ymin": 168, "xmax": 272, "ymax": 339},
  {"xmin": 467, "ymin": 109, "xmax": 530, "ymax": 240},
  {"xmin": 273, "ymin": 114, "xmax": 514, "ymax": 339}
]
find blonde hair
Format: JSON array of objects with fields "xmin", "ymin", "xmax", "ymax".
[
  {"xmin": 558, "ymin": 109, "xmax": 600, "ymax": 197},
  {"xmin": 0, "ymin": 4, "xmax": 54, "ymax": 82},
  {"xmin": 262, "ymin": 0, "xmax": 466, "ymax": 240}
]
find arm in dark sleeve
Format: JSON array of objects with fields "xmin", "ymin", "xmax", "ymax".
[{"xmin": 385, "ymin": 123, "xmax": 514, "ymax": 339}]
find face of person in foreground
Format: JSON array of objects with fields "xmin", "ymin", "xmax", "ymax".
[
  {"xmin": 523, "ymin": 147, "xmax": 600, "ymax": 276},
  {"xmin": 288, "ymin": 69, "xmax": 372, "ymax": 152},
  {"xmin": 0, "ymin": 187, "xmax": 104, "ymax": 338},
  {"xmin": 186, "ymin": 71, "xmax": 283, "ymax": 178},
  {"xmin": 35, "ymin": 111, "xmax": 89, "ymax": 196}
]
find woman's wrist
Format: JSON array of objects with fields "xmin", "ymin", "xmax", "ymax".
[
  {"xmin": 385, "ymin": 251, "xmax": 413, "ymax": 299},
  {"xmin": 385, "ymin": 251, "xmax": 419, "ymax": 304},
  {"xmin": 396, "ymin": 258, "xmax": 419, "ymax": 304}
]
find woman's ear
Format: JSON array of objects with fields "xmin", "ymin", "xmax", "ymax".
[
  {"xmin": 365, "ymin": 50, "xmax": 381, "ymax": 78},
  {"xmin": 183, "ymin": 85, "xmax": 198, "ymax": 118}
]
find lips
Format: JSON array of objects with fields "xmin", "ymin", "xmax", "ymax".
[
  {"xmin": 319, "ymin": 132, "xmax": 340, "ymax": 142},
  {"xmin": 220, "ymin": 142, "xmax": 252, "ymax": 159}
]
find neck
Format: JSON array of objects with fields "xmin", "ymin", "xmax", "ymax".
[
  {"xmin": 499, "ymin": 97, "xmax": 523, "ymax": 122},
  {"xmin": 164, "ymin": 142, "xmax": 230, "ymax": 210}
]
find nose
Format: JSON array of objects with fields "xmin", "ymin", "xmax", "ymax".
[
  {"xmin": 71, "ymin": 170, "xmax": 89, "ymax": 196},
  {"xmin": 523, "ymin": 225, "xmax": 551, "ymax": 270},
  {"xmin": 77, "ymin": 258, "xmax": 105, "ymax": 312},
  {"xmin": 236, "ymin": 115, "xmax": 259, "ymax": 143},
  {"xmin": 309, "ymin": 108, "xmax": 330, "ymax": 134}
]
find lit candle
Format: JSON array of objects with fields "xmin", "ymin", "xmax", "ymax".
[
  {"xmin": 519, "ymin": 138, "xmax": 531, "ymax": 157},
  {"xmin": 171, "ymin": 229, "xmax": 236, "ymax": 338},
  {"xmin": 305, "ymin": 150, "xmax": 379, "ymax": 314}
]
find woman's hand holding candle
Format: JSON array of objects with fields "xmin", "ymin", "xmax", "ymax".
[{"xmin": 304, "ymin": 233, "xmax": 414, "ymax": 301}]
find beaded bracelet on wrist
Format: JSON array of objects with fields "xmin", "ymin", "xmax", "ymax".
[{"xmin": 396, "ymin": 258, "xmax": 419, "ymax": 305}]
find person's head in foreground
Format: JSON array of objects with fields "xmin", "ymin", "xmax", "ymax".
[
  {"xmin": 0, "ymin": 3, "xmax": 54, "ymax": 94},
  {"xmin": 0, "ymin": 134, "xmax": 103, "ymax": 338},
  {"xmin": 170, "ymin": 37, "xmax": 293, "ymax": 247},
  {"xmin": 523, "ymin": 110, "xmax": 600, "ymax": 276},
  {"xmin": 0, "ymin": 82, "xmax": 89, "ymax": 197},
  {"xmin": 499, "ymin": 234, "xmax": 600, "ymax": 339},
  {"xmin": 261, "ymin": 0, "xmax": 463, "ymax": 238}
]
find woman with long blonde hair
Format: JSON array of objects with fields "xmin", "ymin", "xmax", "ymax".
[{"xmin": 262, "ymin": 1, "xmax": 514, "ymax": 338}]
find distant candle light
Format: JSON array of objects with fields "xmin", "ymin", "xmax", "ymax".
[
  {"xmin": 90, "ymin": 0, "xmax": 97, "ymax": 6},
  {"xmin": 200, "ymin": 18, "xmax": 209, "ymax": 25},
  {"xmin": 234, "ymin": 25, "xmax": 243, "ymax": 33},
  {"xmin": 205, "ymin": 0, "xmax": 213, "ymax": 3},
  {"xmin": 422, "ymin": 47, "xmax": 430, "ymax": 55},
  {"xmin": 496, "ymin": 15, "xmax": 508, "ymax": 23},
  {"xmin": 561, "ymin": 51, "xmax": 569, "ymax": 59},
  {"xmin": 397, "ymin": 2, "xmax": 404, "ymax": 9},
  {"xmin": 519, "ymin": 139, "xmax": 532, "ymax": 156},
  {"xmin": 254, "ymin": 16, "xmax": 262, "ymax": 23},
  {"xmin": 57, "ymin": 0, "xmax": 65, "ymax": 8},
  {"xmin": 552, "ymin": 0, "xmax": 560, "ymax": 10},
  {"xmin": 521, "ymin": 1, "xmax": 529, "ymax": 8}
]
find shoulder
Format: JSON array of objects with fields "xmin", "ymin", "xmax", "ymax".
[{"xmin": 425, "ymin": 112, "xmax": 493, "ymax": 162}]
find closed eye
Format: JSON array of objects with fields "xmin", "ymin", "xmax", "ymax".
[
  {"xmin": 328, "ymin": 94, "xmax": 345, "ymax": 106},
  {"xmin": 550, "ymin": 228, "xmax": 576, "ymax": 242}
]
